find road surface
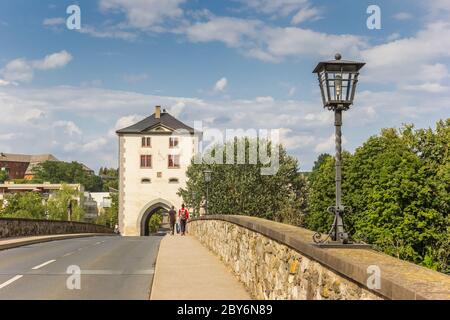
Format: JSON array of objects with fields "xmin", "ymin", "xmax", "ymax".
[{"xmin": 0, "ymin": 236, "xmax": 162, "ymax": 300}]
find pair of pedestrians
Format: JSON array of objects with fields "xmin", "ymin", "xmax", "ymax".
[{"xmin": 168, "ymin": 204, "xmax": 189, "ymax": 236}]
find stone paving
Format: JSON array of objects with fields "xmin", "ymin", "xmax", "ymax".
[{"xmin": 150, "ymin": 233, "xmax": 251, "ymax": 300}]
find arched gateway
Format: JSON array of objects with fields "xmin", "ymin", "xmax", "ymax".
[
  {"xmin": 137, "ymin": 199, "xmax": 173, "ymax": 236},
  {"xmin": 116, "ymin": 106, "xmax": 200, "ymax": 236}
]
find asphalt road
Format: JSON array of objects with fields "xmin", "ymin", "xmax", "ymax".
[{"xmin": 0, "ymin": 236, "xmax": 162, "ymax": 300}]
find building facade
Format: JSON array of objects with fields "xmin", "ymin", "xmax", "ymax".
[
  {"xmin": 116, "ymin": 106, "xmax": 200, "ymax": 236},
  {"xmin": 0, "ymin": 153, "xmax": 58, "ymax": 180}
]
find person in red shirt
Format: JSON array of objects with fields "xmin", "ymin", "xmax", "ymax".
[{"xmin": 178, "ymin": 204, "xmax": 189, "ymax": 236}]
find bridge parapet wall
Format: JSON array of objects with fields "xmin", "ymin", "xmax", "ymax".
[
  {"xmin": 0, "ymin": 218, "xmax": 114, "ymax": 238},
  {"xmin": 189, "ymin": 215, "xmax": 450, "ymax": 300}
]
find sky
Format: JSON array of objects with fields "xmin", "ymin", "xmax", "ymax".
[{"xmin": 0, "ymin": 0, "xmax": 449, "ymax": 172}]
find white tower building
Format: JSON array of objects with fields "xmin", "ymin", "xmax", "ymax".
[{"xmin": 116, "ymin": 106, "xmax": 200, "ymax": 236}]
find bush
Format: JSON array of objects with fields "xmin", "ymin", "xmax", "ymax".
[{"xmin": 0, "ymin": 192, "xmax": 46, "ymax": 219}]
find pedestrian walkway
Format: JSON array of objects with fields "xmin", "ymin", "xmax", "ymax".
[{"xmin": 150, "ymin": 234, "xmax": 251, "ymax": 300}]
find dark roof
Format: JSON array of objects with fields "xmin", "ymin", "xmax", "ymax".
[{"xmin": 116, "ymin": 112, "xmax": 195, "ymax": 134}]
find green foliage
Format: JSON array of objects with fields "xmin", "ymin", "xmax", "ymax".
[
  {"xmin": 148, "ymin": 210, "xmax": 163, "ymax": 234},
  {"xmin": 0, "ymin": 192, "xmax": 46, "ymax": 219},
  {"xmin": 96, "ymin": 193, "xmax": 118, "ymax": 227},
  {"xmin": 46, "ymin": 184, "xmax": 84, "ymax": 221},
  {"xmin": 12, "ymin": 179, "xmax": 44, "ymax": 184},
  {"xmin": 178, "ymin": 138, "xmax": 308, "ymax": 226},
  {"xmin": 0, "ymin": 170, "xmax": 9, "ymax": 183},
  {"xmin": 33, "ymin": 161, "xmax": 103, "ymax": 191},
  {"xmin": 98, "ymin": 167, "xmax": 119, "ymax": 192},
  {"xmin": 307, "ymin": 120, "xmax": 450, "ymax": 273}
]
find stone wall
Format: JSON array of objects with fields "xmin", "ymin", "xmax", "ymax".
[
  {"xmin": 189, "ymin": 216, "xmax": 450, "ymax": 300},
  {"xmin": 0, "ymin": 218, "xmax": 113, "ymax": 238}
]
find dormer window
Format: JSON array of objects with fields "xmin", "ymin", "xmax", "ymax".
[{"xmin": 142, "ymin": 137, "xmax": 151, "ymax": 148}]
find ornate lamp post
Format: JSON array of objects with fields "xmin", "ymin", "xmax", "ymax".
[
  {"xmin": 191, "ymin": 191, "xmax": 197, "ymax": 217},
  {"xmin": 312, "ymin": 53, "xmax": 366, "ymax": 246},
  {"xmin": 203, "ymin": 170, "xmax": 212, "ymax": 215}
]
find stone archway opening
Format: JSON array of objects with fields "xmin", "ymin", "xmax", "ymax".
[{"xmin": 138, "ymin": 200, "xmax": 173, "ymax": 236}]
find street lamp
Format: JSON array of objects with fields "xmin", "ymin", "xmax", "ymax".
[
  {"xmin": 312, "ymin": 53, "xmax": 366, "ymax": 247},
  {"xmin": 203, "ymin": 170, "xmax": 212, "ymax": 215},
  {"xmin": 191, "ymin": 191, "xmax": 197, "ymax": 217}
]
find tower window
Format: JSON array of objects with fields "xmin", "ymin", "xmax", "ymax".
[
  {"xmin": 169, "ymin": 178, "xmax": 179, "ymax": 184},
  {"xmin": 140, "ymin": 155, "xmax": 152, "ymax": 168},
  {"xmin": 168, "ymin": 155, "xmax": 180, "ymax": 168},
  {"xmin": 169, "ymin": 137, "xmax": 179, "ymax": 148},
  {"xmin": 142, "ymin": 137, "xmax": 151, "ymax": 148},
  {"xmin": 141, "ymin": 178, "xmax": 151, "ymax": 184}
]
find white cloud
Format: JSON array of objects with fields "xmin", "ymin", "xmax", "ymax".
[
  {"xmin": 109, "ymin": 114, "xmax": 143, "ymax": 137},
  {"xmin": 240, "ymin": 0, "xmax": 309, "ymax": 16},
  {"xmin": 1, "ymin": 58, "xmax": 34, "ymax": 82},
  {"xmin": 53, "ymin": 120, "xmax": 82, "ymax": 136},
  {"xmin": 402, "ymin": 82, "xmax": 449, "ymax": 93},
  {"xmin": 0, "ymin": 133, "xmax": 16, "ymax": 141},
  {"xmin": 279, "ymin": 128, "xmax": 315, "ymax": 150},
  {"xmin": 393, "ymin": 12, "xmax": 413, "ymax": 21},
  {"xmin": 33, "ymin": 51, "xmax": 73, "ymax": 70},
  {"xmin": 43, "ymin": 17, "xmax": 65, "ymax": 26},
  {"xmin": 291, "ymin": 6, "xmax": 321, "ymax": 25},
  {"xmin": 0, "ymin": 51, "xmax": 72, "ymax": 83},
  {"xmin": 182, "ymin": 16, "xmax": 366, "ymax": 62},
  {"xmin": 99, "ymin": 0, "xmax": 186, "ymax": 29},
  {"xmin": 314, "ymin": 134, "xmax": 347, "ymax": 153},
  {"xmin": 214, "ymin": 77, "xmax": 228, "ymax": 92},
  {"xmin": 185, "ymin": 17, "xmax": 262, "ymax": 48},
  {"xmin": 123, "ymin": 73, "xmax": 149, "ymax": 83},
  {"xmin": 361, "ymin": 22, "xmax": 450, "ymax": 88},
  {"xmin": 78, "ymin": 25, "xmax": 138, "ymax": 41},
  {"xmin": 387, "ymin": 32, "xmax": 401, "ymax": 41}
]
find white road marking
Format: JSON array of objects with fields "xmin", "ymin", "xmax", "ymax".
[
  {"xmin": 95, "ymin": 242, "xmax": 102, "ymax": 245},
  {"xmin": 0, "ymin": 275, "xmax": 23, "ymax": 289},
  {"xmin": 63, "ymin": 252, "xmax": 75, "ymax": 257},
  {"xmin": 31, "ymin": 260, "xmax": 56, "ymax": 270}
]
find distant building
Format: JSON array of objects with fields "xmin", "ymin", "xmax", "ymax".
[
  {"xmin": 116, "ymin": 106, "xmax": 201, "ymax": 236},
  {"xmin": 0, "ymin": 153, "xmax": 94, "ymax": 180},
  {"xmin": 90, "ymin": 192, "xmax": 112, "ymax": 210},
  {"xmin": 83, "ymin": 192, "xmax": 99, "ymax": 222},
  {"xmin": 0, "ymin": 153, "xmax": 57, "ymax": 180}
]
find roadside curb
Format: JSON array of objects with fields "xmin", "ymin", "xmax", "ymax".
[
  {"xmin": 0, "ymin": 233, "xmax": 116, "ymax": 251},
  {"xmin": 149, "ymin": 234, "xmax": 167, "ymax": 300}
]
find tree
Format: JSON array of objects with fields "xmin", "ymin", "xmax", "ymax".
[
  {"xmin": 47, "ymin": 184, "xmax": 84, "ymax": 221},
  {"xmin": 0, "ymin": 170, "xmax": 8, "ymax": 183},
  {"xmin": 148, "ymin": 210, "xmax": 163, "ymax": 234},
  {"xmin": 33, "ymin": 161, "xmax": 103, "ymax": 191},
  {"xmin": 99, "ymin": 167, "xmax": 119, "ymax": 192},
  {"xmin": 96, "ymin": 193, "xmax": 118, "ymax": 227},
  {"xmin": 307, "ymin": 120, "xmax": 449, "ymax": 273},
  {"xmin": 0, "ymin": 192, "xmax": 46, "ymax": 219},
  {"xmin": 178, "ymin": 138, "xmax": 308, "ymax": 226}
]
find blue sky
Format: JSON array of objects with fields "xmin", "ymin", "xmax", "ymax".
[{"xmin": 0, "ymin": 0, "xmax": 449, "ymax": 171}]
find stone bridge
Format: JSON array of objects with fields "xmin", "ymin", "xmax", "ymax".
[
  {"xmin": 188, "ymin": 215, "xmax": 450, "ymax": 300},
  {"xmin": 0, "ymin": 217, "xmax": 113, "ymax": 238}
]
